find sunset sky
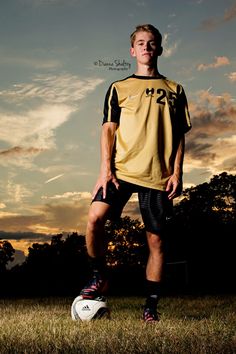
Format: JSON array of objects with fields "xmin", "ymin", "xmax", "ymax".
[{"xmin": 0, "ymin": 0, "xmax": 236, "ymax": 264}]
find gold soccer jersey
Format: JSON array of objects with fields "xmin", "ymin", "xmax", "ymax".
[{"xmin": 103, "ymin": 74, "xmax": 191, "ymax": 191}]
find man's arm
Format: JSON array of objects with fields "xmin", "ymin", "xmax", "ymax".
[
  {"xmin": 166, "ymin": 136, "xmax": 185, "ymax": 200},
  {"xmin": 92, "ymin": 122, "xmax": 119, "ymax": 199}
]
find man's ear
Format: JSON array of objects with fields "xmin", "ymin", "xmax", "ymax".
[{"xmin": 130, "ymin": 47, "xmax": 136, "ymax": 57}]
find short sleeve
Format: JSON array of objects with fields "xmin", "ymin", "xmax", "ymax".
[
  {"xmin": 102, "ymin": 84, "xmax": 121, "ymax": 125},
  {"xmin": 176, "ymin": 86, "xmax": 192, "ymax": 134}
]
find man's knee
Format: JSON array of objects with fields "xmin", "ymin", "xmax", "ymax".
[
  {"xmin": 147, "ymin": 232, "xmax": 163, "ymax": 252},
  {"xmin": 87, "ymin": 202, "xmax": 110, "ymax": 230}
]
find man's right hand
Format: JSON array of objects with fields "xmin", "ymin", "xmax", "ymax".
[{"xmin": 92, "ymin": 172, "xmax": 119, "ymax": 200}]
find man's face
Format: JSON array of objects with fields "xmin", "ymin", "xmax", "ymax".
[{"xmin": 130, "ymin": 31, "xmax": 160, "ymax": 65}]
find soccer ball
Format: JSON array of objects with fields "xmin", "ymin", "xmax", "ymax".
[{"xmin": 71, "ymin": 295, "xmax": 110, "ymax": 321}]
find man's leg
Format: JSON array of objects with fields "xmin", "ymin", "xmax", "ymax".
[
  {"xmin": 138, "ymin": 188, "xmax": 171, "ymax": 322},
  {"xmin": 81, "ymin": 180, "xmax": 132, "ymax": 299},
  {"xmin": 86, "ymin": 201, "xmax": 110, "ymax": 258},
  {"xmin": 143, "ymin": 231, "xmax": 164, "ymax": 322},
  {"xmin": 146, "ymin": 231, "xmax": 163, "ymax": 282},
  {"xmin": 80, "ymin": 201, "xmax": 111, "ymax": 299}
]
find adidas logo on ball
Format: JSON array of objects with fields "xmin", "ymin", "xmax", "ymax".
[
  {"xmin": 71, "ymin": 295, "xmax": 110, "ymax": 321},
  {"xmin": 82, "ymin": 305, "xmax": 91, "ymax": 311}
]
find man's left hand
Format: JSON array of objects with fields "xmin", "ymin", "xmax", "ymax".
[{"xmin": 166, "ymin": 174, "xmax": 182, "ymax": 200}]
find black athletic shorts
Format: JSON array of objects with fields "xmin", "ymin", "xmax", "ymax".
[{"xmin": 92, "ymin": 179, "xmax": 173, "ymax": 234}]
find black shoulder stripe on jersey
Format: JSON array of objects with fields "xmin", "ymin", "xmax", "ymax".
[
  {"xmin": 176, "ymin": 84, "xmax": 181, "ymax": 95},
  {"xmin": 102, "ymin": 84, "xmax": 121, "ymax": 125}
]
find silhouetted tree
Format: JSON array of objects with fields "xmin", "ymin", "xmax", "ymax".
[
  {"xmin": 105, "ymin": 216, "xmax": 147, "ymax": 268},
  {"xmin": 104, "ymin": 216, "xmax": 147, "ymax": 295},
  {"xmin": 0, "ymin": 240, "xmax": 15, "ymax": 272},
  {"xmin": 22, "ymin": 233, "xmax": 88, "ymax": 295},
  {"xmin": 176, "ymin": 172, "xmax": 236, "ymax": 228},
  {"xmin": 171, "ymin": 172, "xmax": 236, "ymax": 292}
]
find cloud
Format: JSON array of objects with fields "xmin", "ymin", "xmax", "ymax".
[
  {"xmin": 199, "ymin": 2, "xmax": 236, "ymax": 30},
  {"xmin": 186, "ymin": 135, "xmax": 236, "ymax": 176},
  {"xmin": 0, "ymin": 211, "xmax": 19, "ymax": 218},
  {"xmin": 0, "ymin": 104, "xmax": 73, "ymax": 168},
  {"xmin": 186, "ymin": 90, "xmax": 236, "ymax": 175},
  {"xmin": 162, "ymin": 33, "xmax": 179, "ymax": 58},
  {"xmin": 6, "ymin": 180, "xmax": 33, "ymax": 204},
  {"xmin": 40, "ymin": 196, "xmax": 141, "ymax": 234},
  {"xmin": 0, "ymin": 146, "xmax": 44, "ymax": 168},
  {"xmin": 0, "ymin": 230, "xmax": 49, "ymax": 241},
  {"xmin": 227, "ymin": 72, "xmax": 236, "ymax": 82},
  {"xmin": 41, "ymin": 191, "xmax": 91, "ymax": 200},
  {"xmin": 188, "ymin": 92, "xmax": 236, "ymax": 141},
  {"xmin": 0, "ymin": 231, "xmax": 52, "ymax": 261},
  {"xmin": 0, "ymin": 73, "xmax": 104, "ymax": 105},
  {"xmin": 0, "ymin": 146, "xmax": 43, "ymax": 156},
  {"xmin": 0, "ymin": 175, "xmax": 37, "ymax": 208},
  {"xmin": 0, "ymin": 73, "xmax": 104, "ymax": 167},
  {"xmin": 0, "ymin": 203, "xmax": 6, "ymax": 209},
  {"xmin": 199, "ymin": 18, "xmax": 220, "ymax": 31},
  {"xmin": 0, "ymin": 104, "xmax": 72, "ymax": 148},
  {"xmin": 197, "ymin": 56, "xmax": 230, "ymax": 71},
  {"xmin": 0, "ymin": 189, "xmax": 92, "ymax": 235},
  {"xmin": 212, "ymin": 135, "xmax": 236, "ymax": 172},
  {"xmin": 224, "ymin": 2, "xmax": 236, "ymax": 22},
  {"xmin": 189, "ymin": 90, "xmax": 236, "ymax": 133},
  {"xmin": 40, "ymin": 202, "xmax": 89, "ymax": 232},
  {"xmin": 0, "ymin": 56, "xmax": 61, "ymax": 69},
  {"xmin": 0, "ymin": 213, "xmax": 47, "ymax": 233}
]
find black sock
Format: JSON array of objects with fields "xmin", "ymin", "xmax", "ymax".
[
  {"xmin": 88, "ymin": 255, "xmax": 107, "ymax": 278},
  {"xmin": 145, "ymin": 280, "xmax": 161, "ymax": 308}
]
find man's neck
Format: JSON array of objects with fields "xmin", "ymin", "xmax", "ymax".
[{"xmin": 135, "ymin": 64, "xmax": 159, "ymax": 77}]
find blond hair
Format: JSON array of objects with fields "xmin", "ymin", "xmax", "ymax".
[{"xmin": 130, "ymin": 24, "xmax": 162, "ymax": 48}]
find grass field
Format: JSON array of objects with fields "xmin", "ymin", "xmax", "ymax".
[{"xmin": 0, "ymin": 295, "xmax": 235, "ymax": 354}]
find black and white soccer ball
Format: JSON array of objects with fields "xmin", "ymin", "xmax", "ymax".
[{"xmin": 71, "ymin": 295, "xmax": 110, "ymax": 321}]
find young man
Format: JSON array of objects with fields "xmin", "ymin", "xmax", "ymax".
[{"xmin": 80, "ymin": 24, "xmax": 191, "ymax": 322}]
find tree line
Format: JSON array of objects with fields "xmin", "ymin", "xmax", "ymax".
[{"xmin": 0, "ymin": 172, "xmax": 235, "ymax": 297}]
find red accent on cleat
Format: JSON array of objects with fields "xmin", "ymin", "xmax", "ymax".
[
  {"xmin": 143, "ymin": 307, "xmax": 160, "ymax": 323},
  {"xmin": 80, "ymin": 274, "xmax": 108, "ymax": 299}
]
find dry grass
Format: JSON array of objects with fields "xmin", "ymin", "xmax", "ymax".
[{"xmin": 0, "ymin": 295, "xmax": 235, "ymax": 353}]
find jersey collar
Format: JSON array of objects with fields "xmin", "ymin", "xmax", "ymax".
[{"xmin": 131, "ymin": 74, "xmax": 165, "ymax": 80}]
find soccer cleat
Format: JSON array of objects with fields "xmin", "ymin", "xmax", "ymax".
[
  {"xmin": 80, "ymin": 272, "xmax": 108, "ymax": 299},
  {"xmin": 143, "ymin": 307, "xmax": 160, "ymax": 323}
]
